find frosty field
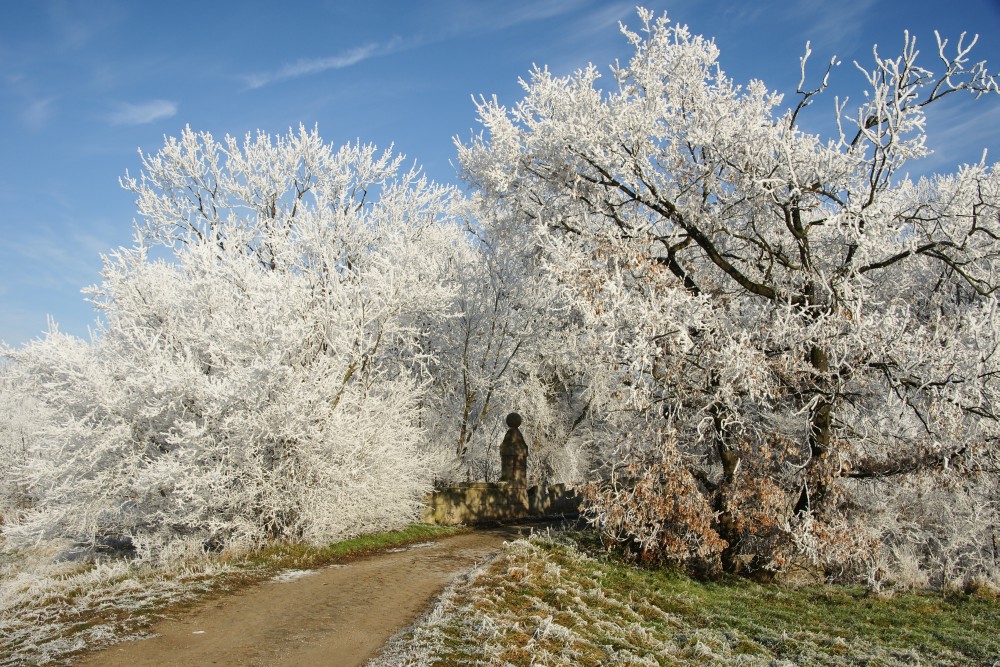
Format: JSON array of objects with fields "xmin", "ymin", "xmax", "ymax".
[{"xmin": 373, "ymin": 532, "xmax": 1000, "ymax": 667}]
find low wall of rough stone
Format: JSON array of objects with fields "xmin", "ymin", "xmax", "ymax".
[{"xmin": 421, "ymin": 482, "xmax": 582, "ymax": 525}]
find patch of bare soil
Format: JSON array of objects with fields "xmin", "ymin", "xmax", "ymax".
[{"xmin": 74, "ymin": 526, "xmax": 529, "ymax": 666}]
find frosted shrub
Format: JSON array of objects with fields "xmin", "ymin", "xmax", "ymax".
[
  {"xmin": 0, "ymin": 369, "xmax": 46, "ymax": 524},
  {"xmin": 859, "ymin": 475, "xmax": 1000, "ymax": 591},
  {"xmin": 4, "ymin": 127, "xmax": 469, "ymax": 559}
]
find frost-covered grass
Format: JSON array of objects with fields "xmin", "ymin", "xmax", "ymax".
[
  {"xmin": 0, "ymin": 523, "xmax": 461, "ymax": 666},
  {"xmin": 0, "ymin": 541, "xmax": 227, "ymax": 666},
  {"xmin": 372, "ymin": 532, "xmax": 1000, "ymax": 666}
]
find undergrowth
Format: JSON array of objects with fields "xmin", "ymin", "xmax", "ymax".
[
  {"xmin": 0, "ymin": 523, "xmax": 461, "ymax": 666},
  {"xmin": 372, "ymin": 531, "xmax": 1000, "ymax": 666}
]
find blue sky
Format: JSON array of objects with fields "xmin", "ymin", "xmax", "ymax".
[{"xmin": 3, "ymin": 0, "xmax": 1000, "ymax": 348}]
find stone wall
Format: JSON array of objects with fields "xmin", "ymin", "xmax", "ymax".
[{"xmin": 421, "ymin": 482, "xmax": 582, "ymax": 525}]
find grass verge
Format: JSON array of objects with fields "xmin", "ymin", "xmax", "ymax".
[
  {"xmin": 372, "ymin": 531, "xmax": 1000, "ymax": 666},
  {"xmin": 0, "ymin": 523, "xmax": 462, "ymax": 666},
  {"xmin": 234, "ymin": 522, "xmax": 464, "ymax": 573}
]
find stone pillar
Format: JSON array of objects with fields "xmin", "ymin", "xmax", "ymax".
[{"xmin": 499, "ymin": 412, "xmax": 528, "ymax": 486}]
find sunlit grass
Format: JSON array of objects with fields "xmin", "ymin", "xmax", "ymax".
[
  {"xmin": 234, "ymin": 522, "xmax": 462, "ymax": 571},
  {"xmin": 374, "ymin": 531, "xmax": 1000, "ymax": 667}
]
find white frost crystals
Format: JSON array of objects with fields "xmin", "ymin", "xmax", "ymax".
[
  {"xmin": 457, "ymin": 9, "xmax": 1000, "ymax": 582},
  {"xmin": 2, "ymin": 126, "xmax": 472, "ymax": 560},
  {"xmin": 1, "ymin": 5, "xmax": 998, "ymax": 596}
]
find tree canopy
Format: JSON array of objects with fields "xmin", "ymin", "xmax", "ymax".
[
  {"xmin": 458, "ymin": 9, "xmax": 1000, "ymax": 582},
  {"xmin": 2, "ymin": 9, "xmax": 998, "ymax": 588}
]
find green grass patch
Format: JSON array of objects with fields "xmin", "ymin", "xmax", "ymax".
[
  {"xmin": 234, "ymin": 523, "xmax": 464, "ymax": 573},
  {"xmin": 373, "ymin": 531, "xmax": 1000, "ymax": 667}
]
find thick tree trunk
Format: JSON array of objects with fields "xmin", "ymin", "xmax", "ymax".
[
  {"xmin": 708, "ymin": 401, "xmax": 742, "ymax": 572},
  {"xmin": 795, "ymin": 345, "xmax": 833, "ymax": 515}
]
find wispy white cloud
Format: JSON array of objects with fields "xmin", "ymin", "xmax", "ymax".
[
  {"xmin": 918, "ymin": 100, "xmax": 1000, "ymax": 173},
  {"xmin": 569, "ymin": 1, "xmax": 637, "ymax": 38},
  {"xmin": 788, "ymin": 0, "xmax": 879, "ymax": 54},
  {"xmin": 48, "ymin": 1, "xmax": 96, "ymax": 49},
  {"xmin": 515, "ymin": 2, "xmax": 641, "ymax": 78},
  {"xmin": 455, "ymin": 0, "xmax": 588, "ymax": 34},
  {"xmin": 243, "ymin": 1, "xmax": 590, "ymax": 90},
  {"xmin": 244, "ymin": 37, "xmax": 406, "ymax": 89},
  {"xmin": 7, "ymin": 228, "xmax": 99, "ymax": 293},
  {"xmin": 108, "ymin": 99, "xmax": 177, "ymax": 125},
  {"xmin": 22, "ymin": 97, "xmax": 56, "ymax": 129}
]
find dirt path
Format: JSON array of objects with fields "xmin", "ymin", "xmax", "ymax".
[{"xmin": 75, "ymin": 526, "xmax": 527, "ymax": 666}]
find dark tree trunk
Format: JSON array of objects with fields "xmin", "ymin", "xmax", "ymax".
[{"xmin": 795, "ymin": 345, "xmax": 833, "ymax": 515}]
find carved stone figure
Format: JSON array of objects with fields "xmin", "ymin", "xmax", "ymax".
[{"xmin": 499, "ymin": 412, "xmax": 528, "ymax": 486}]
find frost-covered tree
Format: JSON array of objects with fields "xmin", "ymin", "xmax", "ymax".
[
  {"xmin": 459, "ymin": 9, "xmax": 1000, "ymax": 581},
  {"xmin": 0, "ymin": 365, "xmax": 46, "ymax": 523},
  {"xmin": 5, "ymin": 127, "xmax": 472, "ymax": 559},
  {"xmin": 417, "ymin": 197, "xmax": 600, "ymax": 486}
]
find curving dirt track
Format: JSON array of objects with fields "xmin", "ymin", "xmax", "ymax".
[{"xmin": 74, "ymin": 526, "xmax": 528, "ymax": 666}]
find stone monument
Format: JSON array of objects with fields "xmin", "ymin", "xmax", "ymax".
[
  {"xmin": 499, "ymin": 412, "xmax": 528, "ymax": 486},
  {"xmin": 421, "ymin": 410, "xmax": 581, "ymax": 525}
]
